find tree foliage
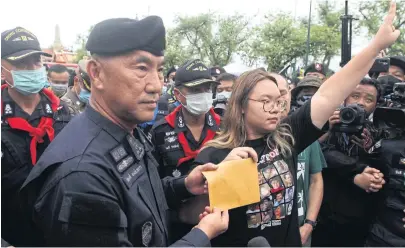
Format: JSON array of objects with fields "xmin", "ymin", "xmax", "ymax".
[
  {"xmin": 359, "ymin": 0, "xmax": 405, "ymax": 55},
  {"xmin": 171, "ymin": 13, "xmax": 251, "ymax": 66}
]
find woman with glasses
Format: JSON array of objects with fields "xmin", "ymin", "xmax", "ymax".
[{"xmin": 191, "ymin": 3, "xmax": 400, "ymax": 247}]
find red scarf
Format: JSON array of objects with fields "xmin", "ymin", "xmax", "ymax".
[
  {"xmin": 165, "ymin": 106, "xmax": 220, "ymax": 166},
  {"xmin": 1, "ymin": 84, "xmax": 60, "ymax": 165}
]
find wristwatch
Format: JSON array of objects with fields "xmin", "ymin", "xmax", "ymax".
[{"xmin": 304, "ymin": 219, "xmax": 317, "ymax": 228}]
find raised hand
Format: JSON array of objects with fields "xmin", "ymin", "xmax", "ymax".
[{"xmin": 372, "ymin": 1, "xmax": 401, "ymax": 51}]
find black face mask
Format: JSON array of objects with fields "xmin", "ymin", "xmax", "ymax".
[{"xmin": 378, "ymin": 75, "xmax": 402, "ymax": 96}]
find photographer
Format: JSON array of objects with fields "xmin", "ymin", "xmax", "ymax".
[
  {"xmin": 213, "ymin": 73, "xmax": 236, "ymax": 117},
  {"xmin": 365, "ymin": 107, "xmax": 405, "ymax": 247},
  {"xmin": 312, "ymin": 78, "xmax": 385, "ymax": 247},
  {"xmin": 377, "ymin": 55, "xmax": 405, "ymax": 103}
]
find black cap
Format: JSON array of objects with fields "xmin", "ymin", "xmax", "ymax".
[
  {"xmin": 175, "ymin": 59, "xmax": 218, "ymax": 87},
  {"xmin": 210, "ymin": 66, "xmax": 226, "ymax": 78},
  {"xmin": 1, "ymin": 27, "xmax": 51, "ymax": 61},
  {"xmin": 86, "ymin": 16, "xmax": 165, "ymax": 57},
  {"xmin": 166, "ymin": 65, "xmax": 178, "ymax": 79},
  {"xmin": 304, "ymin": 63, "xmax": 326, "ymax": 76},
  {"xmin": 390, "ymin": 55, "xmax": 405, "ymax": 72}
]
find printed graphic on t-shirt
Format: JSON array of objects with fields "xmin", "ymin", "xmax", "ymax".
[
  {"xmin": 246, "ymin": 148, "xmax": 295, "ymax": 230},
  {"xmin": 297, "ymin": 160, "xmax": 306, "ymax": 219}
]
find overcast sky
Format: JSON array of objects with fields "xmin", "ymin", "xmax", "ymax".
[{"xmin": 1, "ymin": 0, "xmax": 379, "ymax": 70}]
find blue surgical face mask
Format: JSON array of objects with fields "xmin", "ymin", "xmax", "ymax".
[
  {"xmin": 78, "ymin": 87, "xmax": 91, "ymax": 104},
  {"xmin": 2, "ymin": 66, "xmax": 47, "ymax": 95}
]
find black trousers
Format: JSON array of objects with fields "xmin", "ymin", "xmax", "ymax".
[{"xmin": 312, "ymin": 217, "xmax": 371, "ymax": 247}]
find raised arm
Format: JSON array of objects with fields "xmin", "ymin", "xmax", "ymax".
[{"xmin": 310, "ymin": 1, "xmax": 400, "ymax": 129}]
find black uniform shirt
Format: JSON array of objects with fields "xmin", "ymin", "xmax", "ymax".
[
  {"xmin": 20, "ymin": 105, "xmax": 210, "ymax": 247},
  {"xmin": 1, "ymin": 88, "xmax": 70, "ymax": 246},
  {"xmin": 152, "ymin": 107, "xmax": 219, "ymax": 179}
]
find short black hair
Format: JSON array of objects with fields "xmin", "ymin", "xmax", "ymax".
[
  {"xmin": 216, "ymin": 73, "xmax": 236, "ymax": 83},
  {"xmin": 359, "ymin": 77, "xmax": 381, "ymax": 101},
  {"xmin": 48, "ymin": 64, "xmax": 69, "ymax": 76}
]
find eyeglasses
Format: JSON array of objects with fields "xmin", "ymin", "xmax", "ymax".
[{"xmin": 248, "ymin": 98, "xmax": 287, "ymax": 112}]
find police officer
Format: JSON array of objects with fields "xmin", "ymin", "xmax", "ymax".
[
  {"xmin": 1, "ymin": 27, "xmax": 71, "ymax": 246},
  {"xmin": 377, "ymin": 55, "xmax": 405, "ymax": 97},
  {"xmin": 61, "ymin": 59, "xmax": 91, "ymax": 116},
  {"xmin": 304, "ymin": 63, "xmax": 327, "ymax": 80},
  {"xmin": 365, "ymin": 108, "xmax": 405, "ymax": 247},
  {"xmin": 151, "ymin": 59, "xmax": 221, "ymax": 242},
  {"xmin": 21, "ymin": 16, "xmax": 228, "ymax": 247},
  {"xmin": 152, "ymin": 59, "xmax": 220, "ymax": 179}
]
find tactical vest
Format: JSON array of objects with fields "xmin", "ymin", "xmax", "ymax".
[{"xmin": 369, "ymin": 138, "xmax": 405, "ymax": 246}]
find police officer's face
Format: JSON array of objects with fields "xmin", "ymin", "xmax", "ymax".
[
  {"xmin": 89, "ymin": 50, "xmax": 164, "ymax": 124},
  {"xmin": 48, "ymin": 71, "xmax": 70, "ymax": 85},
  {"xmin": 1, "ymin": 54, "xmax": 42, "ymax": 85},
  {"xmin": 345, "ymin": 84, "xmax": 377, "ymax": 115}
]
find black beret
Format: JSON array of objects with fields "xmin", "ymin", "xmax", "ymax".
[{"xmin": 86, "ymin": 16, "xmax": 166, "ymax": 57}]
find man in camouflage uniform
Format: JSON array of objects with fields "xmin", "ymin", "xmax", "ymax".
[{"xmin": 61, "ymin": 59, "xmax": 91, "ymax": 116}]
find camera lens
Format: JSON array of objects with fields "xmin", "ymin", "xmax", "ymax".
[{"xmin": 340, "ymin": 108, "xmax": 356, "ymax": 124}]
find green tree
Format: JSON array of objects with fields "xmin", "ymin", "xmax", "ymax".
[
  {"xmin": 359, "ymin": 1, "xmax": 405, "ymax": 55},
  {"xmin": 173, "ymin": 13, "xmax": 251, "ymax": 66},
  {"xmin": 164, "ymin": 29, "xmax": 195, "ymax": 70},
  {"xmin": 256, "ymin": 13, "xmax": 307, "ymax": 72},
  {"xmin": 309, "ymin": 1, "xmax": 341, "ymax": 67}
]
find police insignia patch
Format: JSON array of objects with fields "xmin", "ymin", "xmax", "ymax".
[
  {"xmin": 142, "ymin": 221, "xmax": 153, "ymax": 246},
  {"xmin": 127, "ymin": 135, "xmax": 145, "ymax": 161},
  {"xmin": 116, "ymin": 156, "xmax": 134, "ymax": 173},
  {"xmin": 45, "ymin": 104, "xmax": 53, "ymax": 114},
  {"xmin": 4, "ymin": 104, "xmax": 12, "ymax": 115},
  {"xmin": 207, "ymin": 115, "xmax": 214, "ymax": 127},
  {"xmin": 172, "ymin": 169, "xmax": 181, "ymax": 178},
  {"xmin": 110, "ymin": 145, "xmax": 128, "ymax": 163}
]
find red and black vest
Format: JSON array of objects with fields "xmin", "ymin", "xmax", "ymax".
[{"xmin": 1, "ymin": 84, "xmax": 61, "ymax": 165}]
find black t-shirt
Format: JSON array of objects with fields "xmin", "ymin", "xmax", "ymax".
[{"xmin": 194, "ymin": 100, "xmax": 325, "ymax": 247}]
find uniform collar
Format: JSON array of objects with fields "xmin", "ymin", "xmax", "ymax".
[
  {"xmin": 2, "ymin": 87, "xmax": 52, "ymax": 121},
  {"xmin": 85, "ymin": 105, "xmax": 129, "ymax": 142},
  {"xmin": 174, "ymin": 107, "xmax": 219, "ymax": 132}
]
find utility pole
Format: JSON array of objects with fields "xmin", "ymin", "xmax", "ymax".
[
  {"xmin": 304, "ymin": 0, "xmax": 313, "ymax": 68},
  {"xmin": 340, "ymin": 0, "xmax": 356, "ymax": 67}
]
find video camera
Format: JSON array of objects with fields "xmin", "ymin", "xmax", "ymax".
[
  {"xmin": 332, "ymin": 104, "xmax": 367, "ymax": 134},
  {"xmin": 212, "ymin": 94, "xmax": 228, "ymax": 117},
  {"xmin": 383, "ymin": 82, "xmax": 405, "ymax": 108},
  {"xmin": 369, "ymin": 58, "xmax": 390, "ymax": 78}
]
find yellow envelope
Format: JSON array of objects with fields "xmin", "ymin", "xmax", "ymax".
[{"xmin": 202, "ymin": 158, "xmax": 260, "ymax": 210}]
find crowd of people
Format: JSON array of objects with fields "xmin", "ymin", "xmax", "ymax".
[{"xmin": 1, "ymin": 1, "xmax": 404, "ymax": 247}]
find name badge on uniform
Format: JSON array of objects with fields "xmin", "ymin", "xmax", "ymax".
[{"xmin": 127, "ymin": 135, "xmax": 145, "ymax": 161}]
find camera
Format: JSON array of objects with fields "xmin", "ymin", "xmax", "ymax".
[
  {"xmin": 332, "ymin": 104, "xmax": 366, "ymax": 134},
  {"xmin": 383, "ymin": 82, "xmax": 405, "ymax": 108},
  {"xmin": 369, "ymin": 58, "xmax": 390, "ymax": 78},
  {"xmin": 213, "ymin": 94, "xmax": 228, "ymax": 117}
]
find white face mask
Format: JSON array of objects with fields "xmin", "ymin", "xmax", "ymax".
[
  {"xmin": 217, "ymin": 91, "xmax": 232, "ymax": 99},
  {"xmin": 181, "ymin": 92, "xmax": 213, "ymax": 116}
]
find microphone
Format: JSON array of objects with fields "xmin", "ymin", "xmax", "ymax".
[{"xmin": 247, "ymin": 236, "xmax": 271, "ymax": 247}]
